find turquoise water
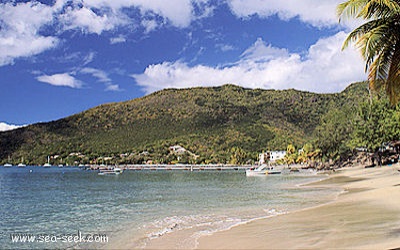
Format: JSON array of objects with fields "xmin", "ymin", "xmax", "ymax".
[{"xmin": 0, "ymin": 166, "xmax": 337, "ymax": 249}]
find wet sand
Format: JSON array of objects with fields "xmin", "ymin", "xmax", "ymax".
[{"xmin": 197, "ymin": 165, "xmax": 400, "ymax": 249}]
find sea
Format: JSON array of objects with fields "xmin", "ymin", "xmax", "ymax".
[{"xmin": 0, "ymin": 166, "xmax": 340, "ymax": 249}]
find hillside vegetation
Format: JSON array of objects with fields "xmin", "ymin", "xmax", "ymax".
[{"xmin": 0, "ymin": 83, "xmax": 370, "ymax": 165}]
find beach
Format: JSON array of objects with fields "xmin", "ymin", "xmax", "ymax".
[{"xmin": 196, "ymin": 164, "xmax": 400, "ymax": 249}]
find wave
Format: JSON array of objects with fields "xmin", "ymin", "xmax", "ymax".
[{"xmin": 137, "ymin": 208, "xmax": 285, "ymax": 249}]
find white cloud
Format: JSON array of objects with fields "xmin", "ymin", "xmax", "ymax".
[
  {"xmin": 141, "ymin": 19, "xmax": 159, "ymax": 34},
  {"xmin": 81, "ymin": 68, "xmax": 111, "ymax": 83},
  {"xmin": 105, "ymin": 84, "xmax": 122, "ymax": 92},
  {"xmin": 82, "ymin": 52, "xmax": 96, "ymax": 65},
  {"xmin": 0, "ymin": 0, "xmax": 214, "ymax": 67},
  {"xmin": 35, "ymin": 68, "xmax": 121, "ymax": 91},
  {"xmin": 110, "ymin": 35, "xmax": 127, "ymax": 44},
  {"xmin": 80, "ymin": 67, "xmax": 121, "ymax": 91},
  {"xmin": 64, "ymin": 0, "xmax": 213, "ymax": 36},
  {"xmin": 0, "ymin": 122, "xmax": 26, "ymax": 132},
  {"xmin": 82, "ymin": 0, "xmax": 205, "ymax": 28},
  {"xmin": 36, "ymin": 73, "xmax": 83, "ymax": 88},
  {"xmin": 0, "ymin": 1, "xmax": 59, "ymax": 66},
  {"xmin": 227, "ymin": 0, "xmax": 343, "ymax": 28},
  {"xmin": 240, "ymin": 38, "xmax": 289, "ymax": 62},
  {"xmin": 132, "ymin": 32, "xmax": 366, "ymax": 94},
  {"xmin": 216, "ymin": 44, "xmax": 235, "ymax": 52},
  {"xmin": 60, "ymin": 6, "xmax": 127, "ymax": 35}
]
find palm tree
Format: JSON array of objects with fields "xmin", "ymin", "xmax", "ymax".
[
  {"xmin": 337, "ymin": 0, "xmax": 400, "ymax": 104},
  {"xmin": 286, "ymin": 144, "xmax": 296, "ymax": 155}
]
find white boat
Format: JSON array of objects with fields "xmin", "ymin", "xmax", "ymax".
[
  {"xmin": 4, "ymin": 156, "xmax": 12, "ymax": 167},
  {"xmin": 246, "ymin": 165, "xmax": 281, "ymax": 176},
  {"xmin": 43, "ymin": 163, "xmax": 52, "ymax": 168},
  {"xmin": 58, "ymin": 158, "xmax": 64, "ymax": 168},
  {"xmin": 43, "ymin": 156, "xmax": 51, "ymax": 168},
  {"xmin": 98, "ymin": 167, "xmax": 123, "ymax": 176},
  {"xmin": 18, "ymin": 157, "xmax": 26, "ymax": 167}
]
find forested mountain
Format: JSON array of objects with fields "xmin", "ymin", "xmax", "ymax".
[{"xmin": 0, "ymin": 83, "xmax": 370, "ymax": 165}]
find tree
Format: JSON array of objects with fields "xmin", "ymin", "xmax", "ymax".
[
  {"xmin": 229, "ymin": 147, "xmax": 247, "ymax": 165},
  {"xmin": 314, "ymin": 107, "xmax": 354, "ymax": 161},
  {"xmin": 284, "ymin": 144, "xmax": 298, "ymax": 165},
  {"xmin": 286, "ymin": 144, "xmax": 296, "ymax": 155},
  {"xmin": 338, "ymin": 0, "xmax": 400, "ymax": 104},
  {"xmin": 296, "ymin": 150, "xmax": 308, "ymax": 164},
  {"xmin": 296, "ymin": 143, "xmax": 314, "ymax": 164},
  {"xmin": 351, "ymin": 97, "xmax": 400, "ymax": 151}
]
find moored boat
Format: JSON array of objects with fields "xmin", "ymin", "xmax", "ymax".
[
  {"xmin": 98, "ymin": 167, "xmax": 123, "ymax": 176},
  {"xmin": 43, "ymin": 156, "xmax": 52, "ymax": 168},
  {"xmin": 4, "ymin": 156, "xmax": 12, "ymax": 167},
  {"xmin": 246, "ymin": 165, "xmax": 282, "ymax": 176},
  {"xmin": 18, "ymin": 157, "xmax": 26, "ymax": 167}
]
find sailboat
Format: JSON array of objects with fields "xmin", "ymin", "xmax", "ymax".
[
  {"xmin": 43, "ymin": 156, "xmax": 52, "ymax": 168},
  {"xmin": 17, "ymin": 157, "xmax": 26, "ymax": 167},
  {"xmin": 4, "ymin": 156, "xmax": 12, "ymax": 167},
  {"xmin": 58, "ymin": 158, "xmax": 64, "ymax": 168}
]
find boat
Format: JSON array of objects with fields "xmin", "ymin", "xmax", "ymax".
[
  {"xmin": 17, "ymin": 163, "xmax": 26, "ymax": 168},
  {"xmin": 3, "ymin": 163, "xmax": 12, "ymax": 168},
  {"xmin": 246, "ymin": 165, "xmax": 282, "ymax": 176},
  {"xmin": 43, "ymin": 156, "xmax": 52, "ymax": 168},
  {"xmin": 58, "ymin": 158, "xmax": 64, "ymax": 168},
  {"xmin": 4, "ymin": 156, "xmax": 12, "ymax": 167},
  {"xmin": 18, "ymin": 157, "xmax": 26, "ymax": 168},
  {"xmin": 98, "ymin": 167, "xmax": 123, "ymax": 176}
]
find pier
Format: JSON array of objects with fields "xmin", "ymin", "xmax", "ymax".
[{"xmin": 89, "ymin": 164, "xmax": 253, "ymax": 171}]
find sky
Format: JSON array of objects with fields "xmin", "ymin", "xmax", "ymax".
[{"xmin": 0, "ymin": 0, "xmax": 367, "ymax": 130}]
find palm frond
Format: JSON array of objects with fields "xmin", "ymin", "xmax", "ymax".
[
  {"xmin": 386, "ymin": 43, "xmax": 400, "ymax": 103},
  {"xmin": 368, "ymin": 50, "xmax": 390, "ymax": 89},
  {"xmin": 342, "ymin": 18, "xmax": 386, "ymax": 50},
  {"xmin": 339, "ymin": 0, "xmax": 400, "ymax": 103},
  {"xmin": 360, "ymin": 0, "xmax": 400, "ymax": 19},
  {"xmin": 337, "ymin": 0, "xmax": 368, "ymax": 22},
  {"xmin": 359, "ymin": 22, "xmax": 391, "ymax": 66}
]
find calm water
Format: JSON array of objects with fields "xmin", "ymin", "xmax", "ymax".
[{"xmin": 0, "ymin": 166, "xmax": 338, "ymax": 249}]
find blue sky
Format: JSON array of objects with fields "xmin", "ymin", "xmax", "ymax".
[{"xmin": 0, "ymin": 0, "xmax": 367, "ymax": 130}]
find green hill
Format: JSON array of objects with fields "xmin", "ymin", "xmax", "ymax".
[{"xmin": 0, "ymin": 83, "xmax": 369, "ymax": 165}]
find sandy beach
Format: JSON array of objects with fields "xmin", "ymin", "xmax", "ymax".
[
  {"xmin": 196, "ymin": 164, "xmax": 400, "ymax": 249},
  {"xmin": 107, "ymin": 164, "xmax": 400, "ymax": 249}
]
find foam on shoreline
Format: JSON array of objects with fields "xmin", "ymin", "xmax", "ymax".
[
  {"xmin": 196, "ymin": 164, "xmax": 400, "ymax": 249},
  {"xmin": 105, "ymin": 172, "xmax": 341, "ymax": 249}
]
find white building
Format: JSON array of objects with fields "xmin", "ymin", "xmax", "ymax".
[
  {"xmin": 270, "ymin": 151, "xmax": 286, "ymax": 162},
  {"xmin": 259, "ymin": 151, "xmax": 286, "ymax": 164},
  {"xmin": 169, "ymin": 145, "xmax": 187, "ymax": 154}
]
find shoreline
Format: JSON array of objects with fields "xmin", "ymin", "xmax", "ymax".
[
  {"xmin": 116, "ymin": 170, "xmax": 338, "ymax": 249},
  {"xmin": 104, "ymin": 170, "xmax": 334, "ymax": 250},
  {"xmin": 196, "ymin": 164, "xmax": 400, "ymax": 249}
]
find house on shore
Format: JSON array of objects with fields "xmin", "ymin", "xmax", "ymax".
[{"xmin": 259, "ymin": 151, "xmax": 286, "ymax": 165}]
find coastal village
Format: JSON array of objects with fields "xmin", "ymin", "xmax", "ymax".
[{"xmin": 4, "ymin": 140, "xmax": 400, "ymax": 172}]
